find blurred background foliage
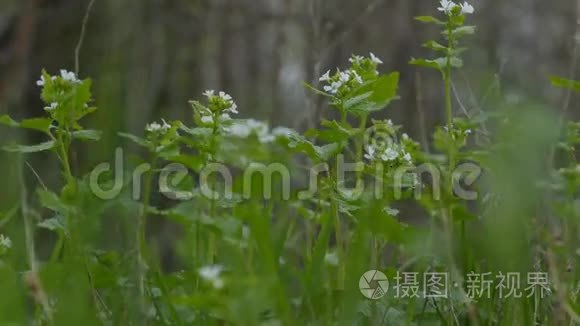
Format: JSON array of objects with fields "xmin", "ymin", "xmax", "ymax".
[{"xmin": 0, "ymin": 0, "xmax": 579, "ymax": 163}]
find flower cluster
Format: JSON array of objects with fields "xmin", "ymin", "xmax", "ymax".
[
  {"xmin": 145, "ymin": 119, "xmax": 171, "ymax": 134},
  {"xmin": 225, "ymin": 119, "xmax": 296, "ymax": 143},
  {"xmin": 0, "ymin": 234, "xmax": 11, "ymax": 255},
  {"xmin": 37, "ymin": 69, "xmax": 81, "ymax": 87},
  {"xmin": 198, "ymin": 264, "xmax": 225, "ymax": 289},
  {"xmin": 437, "ymin": 0, "xmax": 474, "ymax": 16},
  {"xmin": 364, "ymin": 120, "xmax": 417, "ymax": 166},
  {"xmin": 35, "ymin": 69, "xmax": 95, "ymax": 128},
  {"xmin": 188, "ymin": 90, "xmax": 239, "ymax": 130},
  {"xmin": 364, "ymin": 143, "xmax": 412, "ymax": 164},
  {"xmin": 319, "ymin": 53, "xmax": 383, "ymax": 96}
]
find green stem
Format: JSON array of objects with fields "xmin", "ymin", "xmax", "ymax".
[{"xmin": 137, "ymin": 156, "xmax": 156, "ymax": 319}]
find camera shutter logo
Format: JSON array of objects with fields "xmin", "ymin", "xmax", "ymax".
[{"xmin": 359, "ymin": 270, "xmax": 389, "ymax": 299}]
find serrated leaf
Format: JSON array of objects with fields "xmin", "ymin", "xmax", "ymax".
[
  {"xmin": 3, "ymin": 141, "xmax": 55, "ymax": 153},
  {"xmin": 37, "ymin": 189, "xmax": 69, "ymax": 214},
  {"xmin": 37, "ymin": 216, "xmax": 67, "ymax": 233}
]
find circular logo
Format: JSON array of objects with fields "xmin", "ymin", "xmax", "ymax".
[
  {"xmin": 359, "ymin": 270, "xmax": 389, "ymax": 299},
  {"xmin": 364, "ymin": 124, "xmax": 395, "ymax": 151}
]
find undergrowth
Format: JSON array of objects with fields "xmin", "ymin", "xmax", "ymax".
[{"xmin": 0, "ymin": 1, "xmax": 579, "ymax": 325}]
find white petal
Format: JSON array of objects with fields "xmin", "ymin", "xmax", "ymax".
[
  {"xmin": 319, "ymin": 70, "xmax": 331, "ymax": 82},
  {"xmin": 370, "ymin": 52, "xmax": 383, "ymax": 64}
]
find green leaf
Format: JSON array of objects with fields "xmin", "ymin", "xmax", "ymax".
[
  {"xmin": 37, "ymin": 188, "xmax": 70, "ymax": 214},
  {"xmin": 315, "ymin": 120, "xmax": 356, "ymax": 143},
  {"xmin": 303, "ymin": 82, "xmax": 333, "ymax": 97},
  {"xmin": 20, "ymin": 118, "xmax": 52, "ymax": 133},
  {"xmin": 342, "ymin": 92, "xmax": 373, "ymax": 112},
  {"xmin": 3, "ymin": 140, "xmax": 55, "ymax": 153},
  {"xmin": 0, "ymin": 115, "xmax": 20, "ymax": 128},
  {"xmin": 168, "ymin": 155, "xmax": 205, "ymax": 172},
  {"xmin": 452, "ymin": 204, "xmax": 478, "ymax": 222},
  {"xmin": 423, "ymin": 40, "xmax": 447, "ymax": 52},
  {"xmin": 118, "ymin": 132, "xmax": 151, "ymax": 148},
  {"xmin": 409, "ymin": 58, "xmax": 443, "ymax": 71},
  {"xmin": 550, "ymin": 76, "xmax": 580, "ymax": 92},
  {"xmin": 37, "ymin": 216, "xmax": 67, "ymax": 233},
  {"xmin": 0, "ymin": 115, "xmax": 52, "ymax": 133},
  {"xmin": 415, "ymin": 16, "xmax": 444, "ymax": 25},
  {"xmin": 451, "ymin": 25, "xmax": 476, "ymax": 37},
  {"xmin": 450, "ymin": 57, "xmax": 463, "ymax": 68},
  {"xmin": 71, "ymin": 129, "xmax": 102, "ymax": 141},
  {"xmin": 370, "ymin": 72, "xmax": 400, "ymax": 105},
  {"xmin": 287, "ymin": 134, "xmax": 342, "ymax": 162},
  {"xmin": 344, "ymin": 73, "xmax": 400, "ymax": 115}
]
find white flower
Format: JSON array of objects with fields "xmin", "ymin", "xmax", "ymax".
[
  {"xmin": 349, "ymin": 55, "xmax": 364, "ymax": 64},
  {"xmin": 219, "ymin": 91, "xmax": 233, "ymax": 101},
  {"xmin": 403, "ymin": 152, "xmax": 412, "ymax": 163},
  {"xmin": 319, "ymin": 70, "xmax": 331, "ymax": 82},
  {"xmin": 438, "ymin": 0, "xmax": 457, "ymax": 15},
  {"xmin": 324, "ymin": 81, "xmax": 342, "ymax": 94},
  {"xmin": 324, "ymin": 252, "xmax": 339, "ymax": 266},
  {"xmin": 36, "ymin": 74, "xmax": 56, "ymax": 87},
  {"xmin": 203, "ymin": 90, "xmax": 215, "ymax": 98},
  {"xmin": 227, "ymin": 122, "xmax": 252, "ymax": 138},
  {"xmin": 60, "ymin": 69, "xmax": 81, "ymax": 84},
  {"xmin": 381, "ymin": 147, "xmax": 399, "ymax": 161},
  {"xmin": 225, "ymin": 102, "xmax": 238, "ymax": 115},
  {"xmin": 36, "ymin": 76, "xmax": 46, "ymax": 87},
  {"xmin": 146, "ymin": 120, "xmax": 171, "ymax": 133},
  {"xmin": 219, "ymin": 113, "xmax": 231, "ymax": 122},
  {"xmin": 386, "ymin": 119, "xmax": 394, "ymax": 127},
  {"xmin": 259, "ymin": 134, "xmax": 276, "ymax": 143},
  {"xmin": 146, "ymin": 122, "xmax": 162, "ymax": 132},
  {"xmin": 0, "ymin": 234, "xmax": 11, "ymax": 249},
  {"xmin": 364, "ymin": 145, "xmax": 376, "ymax": 161},
  {"xmin": 370, "ymin": 52, "xmax": 383, "ymax": 64},
  {"xmin": 272, "ymin": 126, "xmax": 295, "ymax": 138},
  {"xmin": 199, "ymin": 265, "xmax": 224, "ymax": 289},
  {"xmin": 465, "ymin": 129, "xmax": 473, "ymax": 135},
  {"xmin": 339, "ymin": 71, "xmax": 350, "ymax": 83},
  {"xmin": 401, "ymin": 133, "xmax": 409, "ymax": 141},
  {"xmin": 44, "ymin": 102, "xmax": 58, "ymax": 111},
  {"xmin": 384, "ymin": 207, "xmax": 400, "ymax": 216},
  {"xmin": 460, "ymin": 2, "xmax": 474, "ymax": 14},
  {"xmin": 200, "ymin": 115, "xmax": 214, "ymax": 124},
  {"xmin": 351, "ymin": 70, "xmax": 363, "ymax": 84}
]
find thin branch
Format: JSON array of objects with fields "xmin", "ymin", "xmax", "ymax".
[{"xmin": 75, "ymin": 0, "xmax": 96, "ymax": 75}]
